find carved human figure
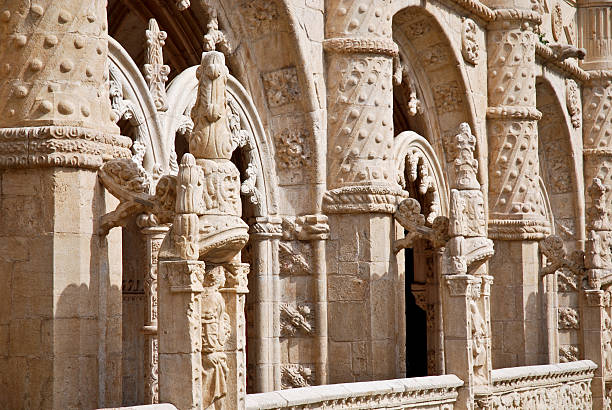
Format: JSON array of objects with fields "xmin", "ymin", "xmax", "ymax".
[
  {"xmin": 470, "ymin": 300, "xmax": 487, "ymax": 383},
  {"xmin": 201, "ymin": 266, "xmax": 231, "ymax": 410}
]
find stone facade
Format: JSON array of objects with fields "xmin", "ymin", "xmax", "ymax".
[{"xmin": 0, "ymin": 0, "xmax": 610, "ymax": 409}]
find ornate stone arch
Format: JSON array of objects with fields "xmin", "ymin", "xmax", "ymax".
[
  {"xmin": 108, "ymin": 37, "xmax": 169, "ymax": 172},
  {"xmin": 392, "ymin": 5, "xmax": 481, "ymax": 181},
  {"xmin": 536, "ymin": 76, "xmax": 582, "ymax": 244}
]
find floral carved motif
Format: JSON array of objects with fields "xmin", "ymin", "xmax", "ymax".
[
  {"xmin": 558, "ymin": 307, "xmax": 580, "ymax": 329},
  {"xmin": 566, "ymin": 79, "xmax": 581, "ymax": 129},
  {"xmin": 262, "ymin": 67, "xmax": 301, "ymax": 108},
  {"xmin": 433, "ymin": 82, "xmax": 463, "ymax": 114},
  {"xmin": 552, "ymin": 4, "xmax": 563, "ymax": 42},
  {"xmin": 280, "ymin": 303, "xmax": 313, "ymax": 336},
  {"xmin": 559, "ymin": 345, "xmax": 579, "ymax": 362},
  {"xmin": 144, "ymin": 19, "xmax": 170, "ymax": 112},
  {"xmin": 274, "ymin": 128, "xmax": 311, "ymax": 170},
  {"xmin": 462, "ymin": 18, "xmax": 479, "ymax": 65},
  {"xmin": 240, "ymin": 0, "xmax": 281, "ymax": 37},
  {"xmin": 279, "ymin": 242, "xmax": 312, "ymax": 276},
  {"xmin": 281, "ymin": 364, "xmax": 313, "ymax": 389}
]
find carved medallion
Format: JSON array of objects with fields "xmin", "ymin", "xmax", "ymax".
[
  {"xmin": 461, "ymin": 18, "xmax": 479, "ymax": 65},
  {"xmin": 552, "ymin": 4, "xmax": 563, "ymax": 42}
]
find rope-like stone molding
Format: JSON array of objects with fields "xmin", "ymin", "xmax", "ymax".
[
  {"xmin": 488, "ymin": 360, "xmax": 596, "ymax": 391},
  {"xmin": 322, "ymin": 184, "xmax": 409, "ymax": 214},
  {"xmin": 488, "ymin": 219, "xmax": 552, "ymax": 240},
  {"xmin": 583, "ymin": 148, "xmax": 612, "ymax": 157},
  {"xmin": 246, "ymin": 375, "xmax": 463, "ymax": 410},
  {"xmin": 0, "ymin": 126, "xmax": 131, "ymax": 169},
  {"xmin": 440, "ymin": 0, "xmax": 496, "ymax": 21},
  {"xmin": 493, "ymin": 9, "xmax": 542, "ymax": 24},
  {"xmin": 323, "ymin": 37, "xmax": 399, "ymax": 57},
  {"xmin": 486, "ymin": 106, "xmax": 543, "ymax": 120}
]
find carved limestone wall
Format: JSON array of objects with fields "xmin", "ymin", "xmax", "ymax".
[{"xmin": 474, "ymin": 361, "xmax": 596, "ymax": 409}]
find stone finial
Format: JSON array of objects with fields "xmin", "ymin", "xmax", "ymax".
[
  {"xmin": 587, "ymin": 178, "xmax": 611, "ymax": 231},
  {"xmin": 190, "ymin": 51, "xmax": 236, "ymax": 160},
  {"xmin": 203, "ymin": 9, "xmax": 231, "ymax": 55},
  {"xmin": 449, "ymin": 123, "xmax": 479, "ymax": 190},
  {"xmin": 144, "ymin": 19, "xmax": 170, "ymax": 112},
  {"xmin": 176, "ymin": 0, "xmax": 191, "ymax": 11}
]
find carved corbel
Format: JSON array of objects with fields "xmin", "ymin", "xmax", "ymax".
[
  {"xmin": 98, "ymin": 159, "xmax": 176, "ymax": 235},
  {"xmin": 540, "ymin": 234, "xmax": 585, "ymax": 278},
  {"xmin": 393, "ymin": 198, "xmax": 450, "ymax": 252}
]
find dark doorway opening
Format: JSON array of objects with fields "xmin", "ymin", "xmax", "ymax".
[{"xmin": 405, "ymin": 247, "xmax": 428, "ymax": 377}]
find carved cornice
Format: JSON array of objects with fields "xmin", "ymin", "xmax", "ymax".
[
  {"xmin": 486, "ymin": 106, "xmax": 542, "ymax": 121},
  {"xmin": 0, "ymin": 126, "xmax": 131, "ymax": 169},
  {"xmin": 323, "ymin": 184, "xmax": 408, "ymax": 214},
  {"xmin": 323, "ymin": 37, "xmax": 399, "ymax": 57},
  {"xmin": 488, "ymin": 219, "xmax": 552, "ymax": 240}
]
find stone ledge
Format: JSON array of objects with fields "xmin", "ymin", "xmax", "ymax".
[{"xmin": 246, "ymin": 375, "xmax": 464, "ymax": 410}]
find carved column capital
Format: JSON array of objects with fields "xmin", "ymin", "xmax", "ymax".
[
  {"xmin": 584, "ymin": 289, "xmax": 610, "ymax": 308},
  {"xmin": 0, "ymin": 2, "xmax": 129, "ymax": 170},
  {"xmin": 445, "ymin": 274, "xmax": 482, "ymax": 297},
  {"xmin": 323, "ymin": 184, "xmax": 408, "ymax": 214},
  {"xmin": 160, "ymin": 260, "xmax": 205, "ymax": 293},
  {"xmin": 248, "ymin": 216, "xmax": 283, "ymax": 241}
]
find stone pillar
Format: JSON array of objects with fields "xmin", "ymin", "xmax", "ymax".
[
  {"xmin": 441, "ymin": 123, "xmax": 494, "ymax": 409},
  {"xmin": 247, "ymin": 216, "xmax": 282, "ymax": 392},
  {"xmin": 582, "ymin": 179, "xmax": 612, "ymax": 409},
  {"xmin": 582, "ymin": 290, "xmax": 610, "ymax": 410},
  {"xmin": 158, "ymin": 45, "xmax": 249, "ymax": 409},
  {"xmin": 577, "ymin": 0, "xmax": 612, "ymax": 71},
  {"xmin": 138, "ymin": 222, "xmax": 169, "ymax": 404},
  {"xmin": 442, "ymin": 274, "xmax": 493, "ymax": 409},
  {"xmin": 485, "ymin": 9, "xmax": 550, "ymax": 367},
  {"xmin": 323, "ymin": 0, "xmax": 406, "ymax": 382},
  {"xmin": 0, "ymin": 1, "xmax": 130, "ymax": 408}
]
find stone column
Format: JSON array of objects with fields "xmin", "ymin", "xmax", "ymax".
[
  {"xmin": 442, "ymin": 274, "xmax": 493, "ymax": 409},
  {"xmin": 577, "ymin": 0, "xmax": 612, "ymax": 72},
  {"xmin": 582, "ymin": 179, "xmax": 612, "ymax": 409},
  {"xmin": 247, "ymin": 216, "xmax": 282, "ymax": 392},
  {"xmin": 582, "ymin": 290, "xmax": 611, "ymax": 410},
  {"xmin": 441, "ymin": 123, "xmax": 494, "ymax": 409},
  {"xmin": 485, "ymin": 9, "xmax": 551, "ymax": 367},
  {"xmin": 158, "ymin": 46, "xmax": 250, "ymax": 410},
  {"xmin": 138, "ymin": 222, "xmax": 169, "ymax": 404},
  {"xmin": 323, "ymin": 0, "xmax": 406, "ymax": 382},
  {"xmin": 0, "ymin": 1, "xmax": 130, "ymax": 408}
]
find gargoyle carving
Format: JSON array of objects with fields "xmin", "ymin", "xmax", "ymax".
[
  {"xmin": 98, "ymin": 159, "xmax": 176, "ymax": 234},
  {"xmin": 548, "ymin": 43, "xmax": 586, "ymax": 61},
  {"xmin": 540, "ymin": 234, "xmax": 585, "ymax": 277}
]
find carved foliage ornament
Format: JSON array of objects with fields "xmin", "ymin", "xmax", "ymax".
[
  {"xmin": 566, "ymin": 79, "xmax": 581, "ymax": 129},
  {"xmin": 262, "ymin": 67, "xmax": 301, "ymax": 108},
  {"xmin": 144, "ymin": 19, "xmax": 170, "ymax": 112},
  {"xmin": 281, "ymin": 364, "xmax": 313, "ymax": 389},
  {"xmin": 551, "ymin": 4, "xmax": 563, "ymax": 42},
  {"xmin": 461, "ymin": 18, "xmax": 479, "ymax": 65},
  {"xmin": 280, "ymin": 303, "xmax": 313, "ymax": 336}
]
